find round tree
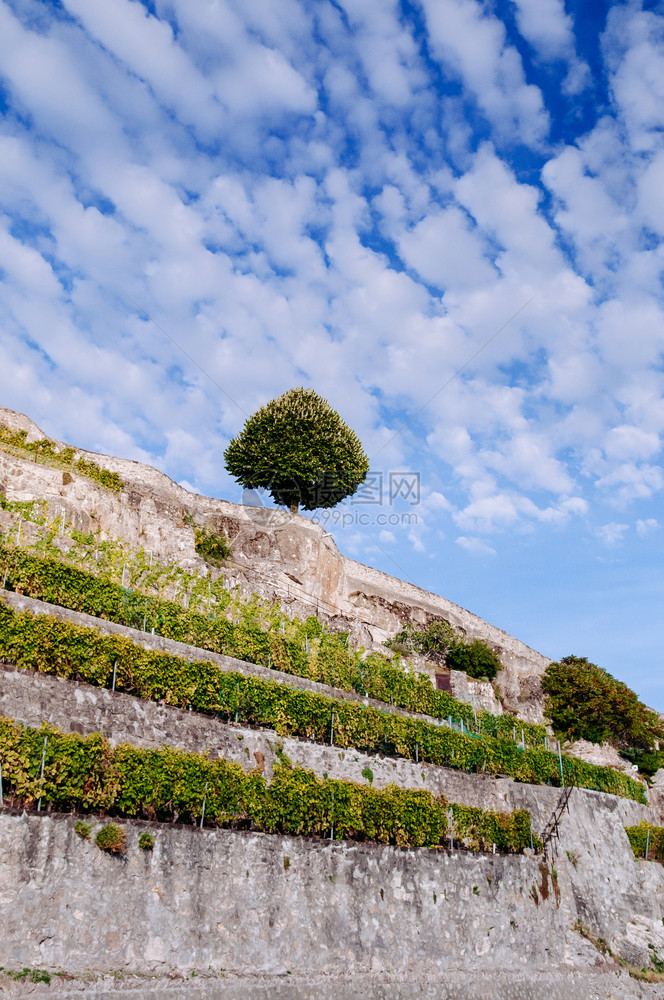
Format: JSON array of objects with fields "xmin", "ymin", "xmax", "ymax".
[{"xmin": 224, "ymin": 388, "xmax": 369, "ymax": 513}]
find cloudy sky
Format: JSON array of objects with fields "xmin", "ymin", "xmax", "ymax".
[{"xmin": 1, "ymin": 0, "xmax": 663, "ymax": 706}]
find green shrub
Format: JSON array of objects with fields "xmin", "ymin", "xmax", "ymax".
[
  {"xmin": 543, "ymin": 656, "xmax": 663, "ymax": 751},
  {"xmin": 620, "ymin": 748, "xmax": 664, "ymax": 778},
  {"xmin": 194, "ymin": 527, "xmax": 232, "ymax": 567},
  {"xmin": 138, "ymin": 832, "xmax": 155, "ymax": 851},
  {"xmin": 95, "ymin": 824, "xmax": 126, "ymax": 855},
  {"xmin": 626, "ymin": 822, "xmax": 664, "ymax": 861},
  {"xmin": 445, "ymin": 639, "xmax": 501, "ymax": 681},
  {"xmin": 74, "ymin": 820, "xmax": 91, "ymax": 840},
  {"xmin": 384, "ymin": 620, "xmax": 457, "ymax": 662}
]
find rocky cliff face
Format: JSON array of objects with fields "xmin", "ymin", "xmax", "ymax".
[{"xmin": 0, "ymin": 405, "xmax": 550, "ymax": 721}]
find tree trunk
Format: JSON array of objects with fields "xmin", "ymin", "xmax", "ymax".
[{"xmin": 290, "ymin": 502, "xmax": 298, "ymax": 515}]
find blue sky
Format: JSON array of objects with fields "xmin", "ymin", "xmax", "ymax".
[{"xmin": 1, "ymin": 0, "xmax": 664, "ymax": 707}]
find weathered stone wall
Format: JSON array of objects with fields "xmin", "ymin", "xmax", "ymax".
[
  {"xmin": 0, "ymin": 811, "xmax": 573, "ymax": 976},
  {"xmin": 0, "ymin": 405, "xmax": 550, "ymax": 720},
  {"xmin": 1, "ymin": 807, "xmax": 664, "ymax": 997},
  {"xmin": 3, "ymin": 641, "xmax": 664, "ymax": 972}
]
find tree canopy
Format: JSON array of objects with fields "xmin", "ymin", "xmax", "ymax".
[
  {"xmin": 224, "ymin": 387, "xmax": 369, "ymax": 513},
  {"xmin": 542, "ymin": 655, "xmax": 663, "ymax": 751}
]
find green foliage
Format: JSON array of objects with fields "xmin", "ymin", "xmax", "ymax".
[
  {"xmin": 224, "ymin": 388, "xmax": 369, "ymax": 511},
  {"xmin": 0, "ymin": 603, "xmax": 646, "ymax": 802},
  {"xmin": 543, "ymin": 656, "xmax": 663, "ymax": 751},
  {"xmin": 361, "ymin": 767, "xmax": 374, "ymax": 784},
  {"xmin": 620, "ymin": 747, "xmax": 664, "ymax": 779},
  {"xmin": 0, "ymin": 496, "xmax": 47, "ymax": 520},
  {"xmin": 384, "ymin": 620, "xmax": 458, "ymax": 661},
  {"xmin": 3, "ymin": 968, "xmax": 51, "ymax": 984},
  {"xmin": 95, "ymin": 823, "xmax": 126, "ymax": 855},
  {"xmin": 0, "ymin": 715, "xmax": 534, "ymax": 853},
  {"xmin": 626, "ymin": 822, "xmax": 664, "ymax": 862},
  {"xmin": 138, "ymin": 832, "xmax": 155, "ymax": 851},
  {"xmin": 74, "ymin": 820, "xmax": 92, "ymax": 840},
  {"xmin": 385, "ymin": 624, "xmax": 502, "ymax": 680},
  {"xmin": 477, "ymin": 714, "xmax": 547, "ymax": 746},
  {"xmin": 445, "ymin": 639, "xmax": 501, "ymax": 681},
  {"xmin": 194, "ymin": 527, "xmax": 232, "ymax": 567},
  {"xmin": 0, "ymin": 424, "xmax": 124, "ymax": 492}
]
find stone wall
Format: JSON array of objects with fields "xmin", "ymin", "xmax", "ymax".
[{"xmin": 3, "ymin": 643, "xmax": 664, "ymax": 973}]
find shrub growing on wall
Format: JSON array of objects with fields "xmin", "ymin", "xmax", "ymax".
[
  {"xmin": 445, "ymin": 639, "xmax": 501, "ymax": 681},
  {"xmin": 194, "ymin": 527, "xmax": 231, "ymax": 566}
]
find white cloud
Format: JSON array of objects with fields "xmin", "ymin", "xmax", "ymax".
[
  {"xmin": 455, "ymin": 535, "xmax": 497, "ymax": 556},
  {"xmin": 595, "ymin": 522, "xmax": 629, "ymax": 546},
  {"xmin": 636, "ymin": 518, "xmax": 659, "ymax": 537},
  {"xmin": 511, "ymin": 0, "xmax": 589, "ymax": 93},
  {"xmin": 420, "ymin": 0, "xmax": 549, "ymax": 146}
]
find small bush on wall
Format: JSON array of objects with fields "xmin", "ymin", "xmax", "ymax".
[
  {"xmin": 194, "ymin": 527, "xmax": 232, "ymax": 567},
  {"xmin": 445, "ymin": 639, "xmax": 501, "ymax": 681},
  {"xmin": 95, "ymin": 824, "xmax": 126, "ymax": 855}
]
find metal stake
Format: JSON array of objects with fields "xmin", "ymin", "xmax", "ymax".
[
  {"xmin": 521, "ymin": 728, "xmax": 525, "ymax": 750},
  {"xmin": 415, "ymin": 742, "xmax": 419, "ymax": 763},
  {"xmin": 37, "ymin": 736, "xmax": 48, "ymax": 811},
  {"xmin": 200, "ymin": 781, "xmax": 208, "ymax": 829},
  {"xmin": 330, "ymin": 709, "xmax": 335, "ymax": 746},
  {"xmin": 558, "ymin": 740, "xmax": 565, "ymax": 788},
  {"xmin": 646, "ymin": 829, "xmax": 650, "ymax": 860},
  {"xmin": 112, "ymin": 660, "xmax": 117, "ymax": 692},
  {"xmin": 448, "ymin": 806, "xmax": 454, "ymax": 854}
]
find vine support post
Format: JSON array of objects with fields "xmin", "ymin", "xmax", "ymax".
[
  {"xmin": 112, "ymin": 660, "xmax": 117, "ymax": 692},
  {"xmin": 646, "ymin": 828, "xmax": 650, "ymax": 861},
  {"xmin": 37, "ymin": 736, "xmax": 48, "ymax": 812},
  {"xmin": 448, "ymin": 806, "xmax": 454, "ymax": 854},
  {"xmin": 558, "ymin": 740, "xmax": 565, "ymax": 788},
  {"xmin": 200, "ymin": 781, "xmax": 208, "ymax": 829},
  {"xmin": 330, "ymin": 708, "xmax": 335, "ymax": 746},
  {"xmin": 472, "ymin": 691, "xmax": 477, "ymax": 730}
]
